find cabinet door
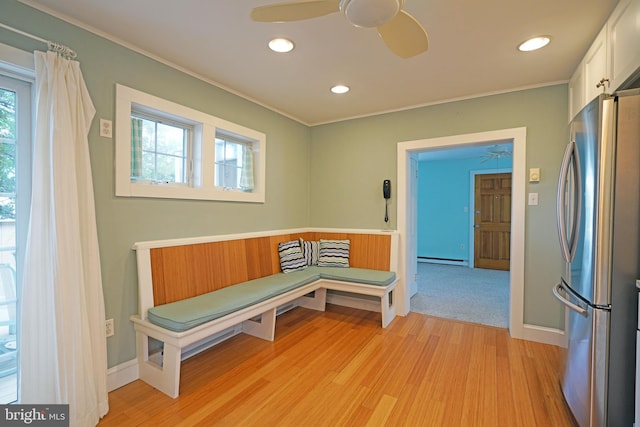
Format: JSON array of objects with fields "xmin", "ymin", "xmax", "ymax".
[
  {"xmin": 568, "ymin": 64, "xmax": 585, "ymax": 122},
  {"xmin": 608, "ymin": 0, "xmax": 640, "ymax": 90},
  {"xmin": 584, "ymin": 26, "xmax": 608, "ymax": 102}
]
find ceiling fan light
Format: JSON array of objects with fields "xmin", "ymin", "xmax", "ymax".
[
  {"xmin": 517, "ymin": 36, "xmax": 551, "ymax": 52},
  {"xmin": 339, "ymin": 0, "xmax": 402, "ymax": 28},
  {"xmin": 331, "ymin": 85, "xmax": 350, "ymax": 94},
  {"xmin": 268, "ymin": 38, "xmax": 295, "ymax": 53}
]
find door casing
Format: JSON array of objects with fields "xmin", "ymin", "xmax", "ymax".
[{"xmin": 397, "ymin": 127, "xmax": 526, "ymax": 339}]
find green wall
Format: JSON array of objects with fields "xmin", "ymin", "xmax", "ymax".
[
  {"xmin": 417, "ymin": 156, "xmax": 512, "ymax": 262},
  {"xmin": 310, "ymin": 87, "xmax": 567, "ymax": 328},
  {"xmin": 2, "ymin": 1, "xmax": 311, "ymax": 367},
  {"xmin": 2, "ymin": 0, "xmax": 569, "ymax": 369}
]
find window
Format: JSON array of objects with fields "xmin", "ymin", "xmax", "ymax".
[
  {"xmin": 115, "ymin": 84, "xmax": 265, "ymax": 203},
  {"xmin": 214, "ymin": 133, "xmax": 254, "ymax": 192},
  {"xmin": 131, "ymin": 112, "xmax": 191, "ymax": 185}
]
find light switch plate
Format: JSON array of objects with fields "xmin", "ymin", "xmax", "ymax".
[{"xmin": 528, "ymin": 192, "xmax": 539, "ymax": 205}]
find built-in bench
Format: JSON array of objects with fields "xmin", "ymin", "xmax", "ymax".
[{"xmin": 130, "ymin": 229, "xmax": 399, "ymax": 398}]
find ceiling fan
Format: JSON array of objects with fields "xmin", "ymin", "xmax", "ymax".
[
  {"xmin": 251, "ymin": 0, "xmax": 429, "ymax": 58},
  {"xmin": 479, "ymin": 145, "xmax": 513, "ymax": 163}
]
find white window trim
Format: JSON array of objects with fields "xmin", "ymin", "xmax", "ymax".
[
  {"xmin": 0, "ymin": 43, "xmax": 35, "ymax": 82},
  {"xmin": 115, "ymin": 84, "xmax": 266, "ymax": 203}
]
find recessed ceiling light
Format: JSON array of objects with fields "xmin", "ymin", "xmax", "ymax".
[
  {"xmin": 331, "ymin": 85, "xmax": 350, "ymax": 94},
  {"xmin": 518, "ymin": 36, "xmax": 551, "ymax": 52},
  {"xmin": 268, "ymin": 38, "xmax": 295, "ymax": 53}
]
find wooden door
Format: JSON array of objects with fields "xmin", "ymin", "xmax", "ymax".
[{"xmin": 474, "ymin": 173, "xmax": 511, "ymax": 270}]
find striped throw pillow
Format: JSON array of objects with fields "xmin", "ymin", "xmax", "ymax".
[
  {"xmin": 299, "ymin": 238, "xmax": 320, "ymax": 266},
  {"xmin": 317, "ymin": 239, "xmax": 350, "ymax": 268},
  {"xmin": 278, "ymin": 240, "xmax": 307, "ymax": 273}
]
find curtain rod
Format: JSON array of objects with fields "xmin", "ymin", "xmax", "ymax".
[{"xmin": 0, "ymin": 22, "xmax": 77, "ymax": 59}]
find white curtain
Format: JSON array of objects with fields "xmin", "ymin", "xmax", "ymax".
[{"xmin": 19, "ymin": 51, "xmax": 108, "ymax": 426}]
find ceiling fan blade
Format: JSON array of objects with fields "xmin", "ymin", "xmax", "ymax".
[
  {"xmin": 377, "ymin": 10, "xmax": 428, "ymax": 58},
  {"xmin": 251, "ymin": 0, "xmax": 340, "ymax": 22}
]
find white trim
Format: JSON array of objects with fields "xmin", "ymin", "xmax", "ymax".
[
  {"xmin": 314, "ymin": 81, "xmax": 568, "ymax": 126},
  {"xmin": 132, "ymin": 227, "xmax": 398, "ymax": 250},
  {"xmin": 107, "ymin": 358, "xmax": 139, "ymax": 392},
  {"xmin": 522, "ymin": 324, "xmax": 567, "ymax": 347},
  {"xmin": 398, "ymin": 128, "xmax": 528, "ymax": 340},
  {"xmin": 0, "ymin": 42, "xmax": 35, "ymax": 80},
  {"xmin": 418, "ymin": 258, "xmax": 468, "ymax": 266},
  {"xmin": 468, "ymin": 167, "xmax": 513, "ymax": 268}
]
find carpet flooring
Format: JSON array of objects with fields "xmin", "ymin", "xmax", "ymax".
[{"xmin": 410, "ymin": 262, "xmax": 510, "ymax": 328}]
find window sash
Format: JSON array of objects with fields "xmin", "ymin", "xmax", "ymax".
[
  {"xmin": 214, "ymin": 136, "xmax": 254, "ymax": 192},
  {"xmin": 130, "ymin": 114, "xmax": 192, "ymax": 185}
]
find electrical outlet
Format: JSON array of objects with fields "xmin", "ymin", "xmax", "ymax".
[
  {"xmin": 100, "ymin": 119, "xmax": 113, "ymax": 138},
  {"xmin": 105, "ymin": 318, "xmax": 114, "ymax": 337}
]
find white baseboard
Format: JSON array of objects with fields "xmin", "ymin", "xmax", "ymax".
[
  {"xmin": 521, "ymin": 324, "xmax": 567, "ymax": 348},
  {"xmin": 107, "ymin": 358, "xmax": 139, "ymax": 392},
  {"xmin": 418, "ymin": 258, "xmax": 468, "ymax": 266}
]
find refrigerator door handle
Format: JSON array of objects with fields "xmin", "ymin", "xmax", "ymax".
[
  {"xmin": 556, "ymin": 140, "xmax": 582, "ymax": 262},
  {"xmin": 553, "ymin": 282, "xmax": 587, "ymax": 315}
]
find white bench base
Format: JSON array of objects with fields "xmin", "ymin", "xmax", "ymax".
[{"xmin": 131, "ymin": 278, "xmax": 397, "ymax": 398}]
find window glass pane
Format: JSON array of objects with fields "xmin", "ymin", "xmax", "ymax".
[
  {"xmin": 156, "ymin": 123, "xmax": 184, "ymax": 156},
  {"xmin": 0, "ymin": 89, "xmax": 15, "ymax": 140},
  {"xmin": 0, "ymin": 88, "xmax": 16, "ymax": 221},
  {"xmin": 0, "ymin": 76, "xmax": 28, "ymax": 404},
  {"xmin": 215, "ymin": 137, "xmax": 245, "ymax": 189},
  {"xmin": 140, "ymin": 119, "xmax": 155, "ymax": 152},
  {"xmin": 132, "ymin": 114, "xmax": 188, "ymax": 184}
]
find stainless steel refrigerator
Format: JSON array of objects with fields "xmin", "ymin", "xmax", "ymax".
[{"xmin": 553, "ymin": 89, "xmax": 640, "ymax": 427}]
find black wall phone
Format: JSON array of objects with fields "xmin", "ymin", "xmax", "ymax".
[
  {"xmin": 383, "ymin": 180, "xmax": 391, "ymax": 222},
  {"xmin": 383, "ymin": 179, "xmax": 391, "ymax": 200}
]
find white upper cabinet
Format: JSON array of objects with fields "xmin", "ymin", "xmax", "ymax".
[
  {"xmin": 608, "ymin": 0, "xmax": 640, "ymax": 90},
  {"xmin": 568, "ymin": 0, "xmax": 640, "ymax": 121},
  {"xmin": 584, "ymin": 26, "xmax": 609, "ymax": 103},
  {"xmin": 568, "ymin": 26, "xmax": 607, "ymax": 121},
  {"xmin": 568, "ymin": 60, "xmax": 585, "ymax": 122}
]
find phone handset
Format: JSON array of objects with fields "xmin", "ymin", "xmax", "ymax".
[{"xmin": 383, "ymin": 180, "xmax": 391, "ymax": 223}]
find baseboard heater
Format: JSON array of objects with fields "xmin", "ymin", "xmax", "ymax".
[{"xmin": 418, "ymin": 256, "xmax": 468, "ymax": 266}]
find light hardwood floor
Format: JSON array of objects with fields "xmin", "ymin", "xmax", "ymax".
[{"xmin": 100, "ymin": 305, "xmax": 577, "ymax": 426}]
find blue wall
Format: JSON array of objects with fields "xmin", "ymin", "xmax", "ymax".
[{"xmin": 417, "ymin": 154, "xmax": 513, "ymax": 263}]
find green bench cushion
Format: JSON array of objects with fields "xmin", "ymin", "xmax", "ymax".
[
  {"xmin": 313, "ymin": 266, "xmax": 396, "ymax": 286},
  {"xmin": 147, "ymin": 267, "xmax": 396, "ymax": 332},
  {"xmin": 148, "ymin": 269, "xmax": 320, "ymax": 332}
]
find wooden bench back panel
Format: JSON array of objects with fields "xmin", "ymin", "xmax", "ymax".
[{"xmin": 150, "ymin": 232, "xmax": 391, "ymax": 306}]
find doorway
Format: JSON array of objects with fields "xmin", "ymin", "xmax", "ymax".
[
  {"xmin": 397, "ymin": 128, "xmax": 527, "ymax": 339},
  {"xmin": 412, "ymin": 148, "xmax": 512, "ymax": 327}
]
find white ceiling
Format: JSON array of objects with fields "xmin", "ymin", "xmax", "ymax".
[{"xmin": 19, "ymin": 0, "xmax": 618, "ymax": 125}]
